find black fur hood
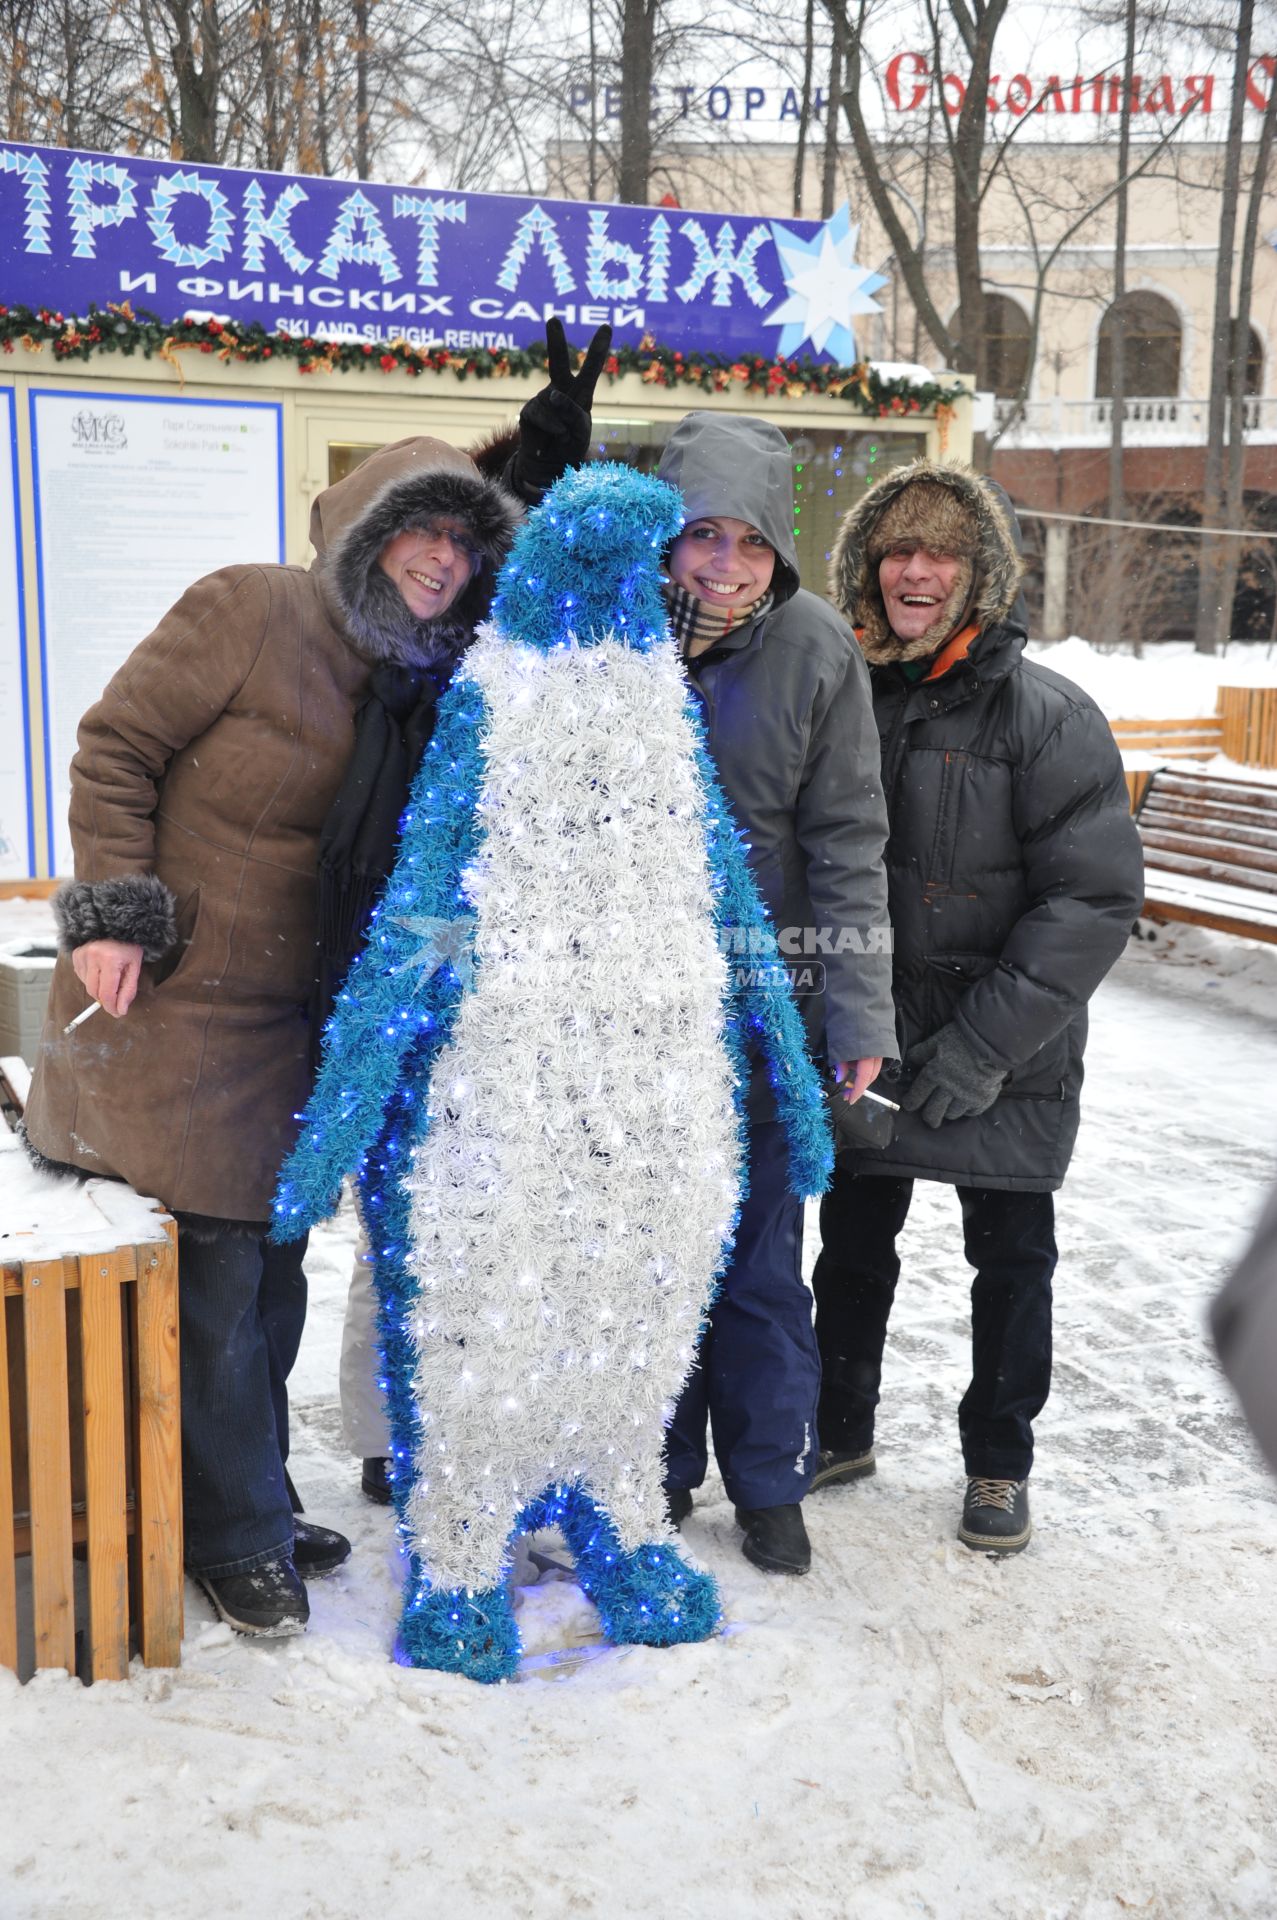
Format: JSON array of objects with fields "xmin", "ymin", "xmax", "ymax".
[{"xmin": 315, "ymin": 437, "xmax": 520, "ymax": 670}]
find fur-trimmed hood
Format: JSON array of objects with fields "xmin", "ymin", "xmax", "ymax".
[
  {"xmin": 829, "ymin": 460, "xmax": 1024, "ymax": 665},
  {"xmin": 313, "ymin": 435, "xmax": 520, "ymax": 670}
]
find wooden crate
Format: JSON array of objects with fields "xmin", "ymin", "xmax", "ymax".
[{"xmin": 2, "ymin": 1214, "xmax": 182, "ymax": 1682}]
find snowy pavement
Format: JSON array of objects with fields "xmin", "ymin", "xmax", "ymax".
[{"xmin": 4, "ymin": 925, "xmax": 1277, "ymax": 1920}]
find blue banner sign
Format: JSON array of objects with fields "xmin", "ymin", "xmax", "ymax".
[{"xmin": 0, "ymin": 143, "xmax": 886, "ymax": 365}]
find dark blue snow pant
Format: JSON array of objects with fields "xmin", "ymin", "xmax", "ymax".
[
  {"xmin": 177, "ymin": 1222, "xmax": 309, "ymax": 1577},
  {"xmin": 811, "ymin": 1171, "xmax": 1056, "ymax": 1481},
  {"xmin": 664, "ymin": 1120, "xmax": 820, "ymax": 1509}
]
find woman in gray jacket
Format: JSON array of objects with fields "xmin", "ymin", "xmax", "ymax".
[{"xmin": 655, "ymin": 413, "xmax": 895, "ymax": 1575}]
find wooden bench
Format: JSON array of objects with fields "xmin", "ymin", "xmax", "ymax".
[
  {"xmin": 1110, "ymin": 714, "xmax": 1225, "ymax": 760},
  {"xmin": 1110, "ymin": 717, "xmax": 1225, "ymax": 811},
  {"xmin": 1135, "ymin": 767, "xmax": 1277, "ymax": 944},
  {"xmin": 1, "ymin": 1102, "xmax": 183, "ymax": 1682}
]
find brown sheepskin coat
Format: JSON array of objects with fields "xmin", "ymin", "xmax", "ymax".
[{"xmin": 24, "ymin": 437, "xmax": 517, "ymax": 1221}]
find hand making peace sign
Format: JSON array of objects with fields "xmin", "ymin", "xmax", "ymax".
[{"xmin": 514, "ymin": 317, "xmax": 614, "ymax": 499}]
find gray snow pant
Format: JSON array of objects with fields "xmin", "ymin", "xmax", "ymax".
[{"xmin": 340, "ymin": 1221, "xmax": 391, "ymax": 1459}]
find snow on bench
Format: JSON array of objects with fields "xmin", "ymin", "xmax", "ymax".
[{"xmin": 1137, "ymin": 767, "xmax": 1277, "ymax": 944}]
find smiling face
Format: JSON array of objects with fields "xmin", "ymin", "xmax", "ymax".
[
  {"xmin": 667, "ymin": 516, "xmax": 776, "ymax": 608},
  {"xmin": 878, "ymin": 545, "xmax": 969, "ymax": 643},
  {"xmin": 377, "ymin": 518, "xmax": 480, "ymax": 622}
]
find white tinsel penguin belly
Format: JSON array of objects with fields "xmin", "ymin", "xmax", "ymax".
[{"xmin": 402, "ymin": 631, "xmax": 742, "ymax": 1586}]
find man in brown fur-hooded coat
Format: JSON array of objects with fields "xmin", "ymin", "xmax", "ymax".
[
  {"xmin": 19, "ymin": 408, "xmax": 569, "ymax": 1633},
  {"xmin": 809, "ymin": 459, "xmax": 1143, "ymax": 1553}
]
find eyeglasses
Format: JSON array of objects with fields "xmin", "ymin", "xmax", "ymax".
[{"xmin": 415, "ymin": 519, "xmax": 484, "ymax": 562}]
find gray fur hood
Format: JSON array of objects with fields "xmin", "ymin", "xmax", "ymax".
[
  {"xmin": 829, "ymin": 460, "xmax": 1023, "ymax": 657},
  {"xmin": 314, "ymin": 435, "xmax": 520, "ymax": 670}
]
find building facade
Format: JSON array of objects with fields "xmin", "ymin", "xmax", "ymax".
[{"xmin": 550, "ymin": 123, "xmax": 1277, "ymax": 643}]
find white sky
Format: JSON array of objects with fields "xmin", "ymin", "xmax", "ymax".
[{"xmin": 564, "ymin": 0, "xmax": 1260, "ymax": 148}]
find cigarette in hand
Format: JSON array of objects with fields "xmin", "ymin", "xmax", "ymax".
[
  {"xmin": 832, "ymin": 1073, "xmax": 902, "ymax": 1112},
  {"xmin": 64, "ymin": 1000, "xmax": 102, "ymax": 1035}
]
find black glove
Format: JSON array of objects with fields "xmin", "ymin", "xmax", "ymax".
[
  {"xmin": 508, "ymin": 318, "xmax": 613, "ymax": 503},
  {"xmin": 900, "ymin": 1023, "xmax": 1007, "ymax": 1128}
]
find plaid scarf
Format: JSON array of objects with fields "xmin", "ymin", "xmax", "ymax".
[{"xmin": 663, "ymin": 578, "xmax": 773, "ymax": 657}]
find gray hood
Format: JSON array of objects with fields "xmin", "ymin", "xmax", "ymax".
[{"xmin": 656, "ymin": 413, "xmax": 801, "ymax": 604}]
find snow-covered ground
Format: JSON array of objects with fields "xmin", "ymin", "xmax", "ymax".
[
  {"xmin": 1027, "ymin": 636, "xmax": 1277, "ymax": 721},
  {"xmin": 4, "ymin": 898, "xmax": 1277, "ymax": 1919}
]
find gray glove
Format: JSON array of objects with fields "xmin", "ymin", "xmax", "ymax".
[{"xmin": 901, "ymin": 1022, "xmax": 1007, "ymax": 1128}]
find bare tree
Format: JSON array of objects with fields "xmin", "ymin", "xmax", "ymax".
[
  {"xmin": 1107, "ymin": 0, "xmax": 1137, "ymax": 540},
  {"xmin": 822, "ymin": 0, "xmax": 1205, "ymax": 478},
  {"xmin": 1086, "ymin": 0, "xmax": 1143, "ymax": 650},
  {"xmin": 539, "ymin": 0, "xmax": 831, "ymax": 210},
  {"xmin": 1058, "ymin": 497, "xmax": 1203, "ymax": 650},
  {"xmin": 818, "ymin": 2, "xmax": 844, "ymax": 218},
  {"xmin": 2, "ymin": 0, "xmax": 136, "ymax": 146},
  {"xmin": 834, "ymin": 0, "xmax": 1014, "ymax": 389},
  {"xmin": 1194, "ymin": 0, "xmax": 1256, "ymax": 652},
  {"xmin": 1, "ymin": 0, "xmax": 516, "ymax": 180},
  {"xmin": 1222, "ymin": 62, "xmax": 1277, "ymax": 618},
  {"xmin": 132, "ymin": 0, "xmax": 228, "ymax": 161},
  {"xmin": 792, "ymin": 0, "xmax": 816, "ymax": 215},
  {"xmin": 616, "ymin": 0, "xmax": 657, "ymax": 201}
]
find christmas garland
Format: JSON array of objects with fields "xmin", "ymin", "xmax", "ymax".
[{"xmin": 0, "ymin": 299, "xmax": 967, "ymax": 420}]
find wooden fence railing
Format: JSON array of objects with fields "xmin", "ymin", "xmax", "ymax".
[
  {"xmin": 1109, "ymin": 714, "xmax": 1224, "ymax": 759},
  {"xmin": 1218, "ymin": 687, "xmax": 1277, "ymax": 770}
]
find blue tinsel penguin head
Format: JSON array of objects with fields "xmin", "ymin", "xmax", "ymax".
[{"xmin": 491, "ymin": 462, "xmax": 684, "ymax": 653}]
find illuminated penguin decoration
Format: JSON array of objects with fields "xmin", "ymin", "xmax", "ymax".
[{"xmin": 274, "ymin": 464, "xmax": 832, "ymax": 1682}]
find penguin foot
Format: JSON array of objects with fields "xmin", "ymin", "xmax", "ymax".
[
  {"xmin": 575, "ymin": 1536, "xmax": 721, "ymax": 1648},
  {"xmin": 396, "ymin": 1578, "xmax": 521, "ymax": 1683}
]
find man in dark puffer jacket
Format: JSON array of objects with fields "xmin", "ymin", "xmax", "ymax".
[{"xmin": 810, "ymin": 459, "xmax": 1143, "ymax": 1552}]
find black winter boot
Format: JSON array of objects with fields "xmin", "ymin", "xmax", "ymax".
[
  {"xmin": 362, "ymin": 1457, "xmax": 393, "ymax": 1505},
  {"xmin": 809, "ymin": 1446, "xmax": 876, "ymax": 1490},
  {"xmin": 665, "ymin": 1487, "xmax": 693, "ymax": 1530},
  {"xmin": 292, "ymin": 1519, "xmax": 352, "ymax": 1576},
  {"xmin": 196, "ymin": 1554, "xmax": 309, "ymax": 1635},
  {"xmin": 959, "ymin": 1478, "xmax": 1032, "ymax": 1553},
  {"xmin": 735, "ymin": 1504, "xmax": 811, "ymax": 1575}
]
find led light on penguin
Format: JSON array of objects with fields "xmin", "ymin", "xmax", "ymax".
[{"xmin": 273, "ymin": 463, "xmax": 833, "ymax": 1681}]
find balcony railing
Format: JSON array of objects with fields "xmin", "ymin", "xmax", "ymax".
[{"xmin": 992, "ymin": 395, "xmax": 1277, "ymax": 447}]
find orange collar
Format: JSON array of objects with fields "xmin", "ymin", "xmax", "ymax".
[{"xmin": 923, "ymin": 623, "xmax": 980, "ymax": 682}]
